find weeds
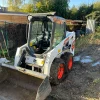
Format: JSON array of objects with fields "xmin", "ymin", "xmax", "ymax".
[
  {"xmin": 75, "ymin": 32, "xmax": 100, "ymax": 54},
  {"xmin": 0, "ymin": 49, "xmax": 7, "ymax": 57}
]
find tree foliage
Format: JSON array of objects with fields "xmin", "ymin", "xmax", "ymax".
[
  {"xmin": 77, "ymin": 4, "xmax": 91, "ymax": 20},
  {"xmin": 35, "ymin": 0, "xmax": 50, "ymax": 12},
  {"xmin": 7, "ymin": 0, "xmax": 69, "ymax": 18},
  {"xmin": 93, "ymin": 1, "xmax": 100, "ymax": 11},
  {"xmin": 69, "ymin": 1, "xmax": 100, "ymax": 20},
  {"xmin": 8, "ymin": 0, "xmax": 23, "ymax": 12},
  {"xmin": 34, "ymin": 0, "xmax": 69, "ymax": 17},
  {"xmin": 21, "ymin": 4, "xmax": 34, "ymax": 13},
  {"xmin": 7, "ymin": 0, "xmax": 100, "ymax": 20},
  {"xmin": 49, "ymin": 0, "xmax": 69, "ymax": 18},
  {"xmin": 69, "ymin": 4, "xmax": 93, "ymax": 20},
  {"xmin": 70, "ymin": 6, "xmax": 78, "ymax": 19}
]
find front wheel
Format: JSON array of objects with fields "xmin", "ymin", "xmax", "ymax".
[{"xmin": 50, "ymin": 58, "xmax": 66, "ymax": 85}]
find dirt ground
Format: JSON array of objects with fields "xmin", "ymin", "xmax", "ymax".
[
  {"xmin": 0, "ymin": 81, "xmax": 35, "ymax": 100},
  {"xmin": 46, "ymin": 44, "xmax": 100, "ymax": 100}
]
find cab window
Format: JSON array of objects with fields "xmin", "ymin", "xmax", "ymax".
[{"xmin": 53, "ymin": 23, "xmax": 65, "ymax": 47}]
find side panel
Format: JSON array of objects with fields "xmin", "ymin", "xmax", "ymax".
[
  {"xmin": 14, "ymin": 44, "xmax": 27, "ymax": 66},
  {"xmin": 44, "ymin": 31, "xmax": 75, "ymax": 76},
  {"xmin": 66, "ymin": 31, "xmax": 75, "ymax": 55}
]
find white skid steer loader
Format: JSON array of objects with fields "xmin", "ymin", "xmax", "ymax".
[{"xmin": 0, "ymin": 13, "xmax": 75, "ymax": 100}]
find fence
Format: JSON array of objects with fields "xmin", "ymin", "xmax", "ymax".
[{"xmin": 0, "ymin": 21, "xmax": 27, "ymax": 58}]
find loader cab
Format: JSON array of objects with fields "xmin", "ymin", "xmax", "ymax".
[
  {"xmin": 27, "ymin": 15, "xmax": 66, "ymax": 55},
  {"xmin": 27, "ymin": 15, "xmax": 53, "ymax": 54}
]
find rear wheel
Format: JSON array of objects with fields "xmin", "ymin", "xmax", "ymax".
[
  {"xmin": 61, "ymin": 52, "xmax": 73, "ymax": 72},
  {"xmin": 50, "ymin": 58, "xmax": 66, "ymax": 85}
]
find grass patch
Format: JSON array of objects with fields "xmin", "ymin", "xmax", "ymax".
[{"xmin": 75, "ymin": 32, "xmax": 100, "ymax": 54}]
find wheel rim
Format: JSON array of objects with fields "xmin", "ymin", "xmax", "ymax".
[
  {"xmin": 57, "ymin": 64, "xmax": 64, "ymax": 79},
  {"xmin": 68, "ymin": 57, "xmax": 73, "ymax": 70}
]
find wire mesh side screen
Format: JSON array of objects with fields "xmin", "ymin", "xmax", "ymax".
[{"xmin": 0, "ymin": 21, "xmax": 27, "ymax": 58}]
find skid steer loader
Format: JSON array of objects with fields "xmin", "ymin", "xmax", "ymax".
[{"xmin": 0, "ymin": 13, "xmax": 75, "ymax": 100}]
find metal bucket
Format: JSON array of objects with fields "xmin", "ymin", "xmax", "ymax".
[{"xmin": 0, "ymin": 67, "xmax": 51, "ymax": 100}]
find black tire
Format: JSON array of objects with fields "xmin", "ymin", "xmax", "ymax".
[
  {"xmin": 50, "ymin": 58, "xmax": 66, "ymax": 85},
  {"xmin": 61, "ymin": 52, "xmax": 73, "ymax": 73}
]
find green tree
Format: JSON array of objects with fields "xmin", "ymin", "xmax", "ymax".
[
  {"xmin": 21, "ymin": 4, "xmax": 34, "ymax": 13},
  {"xmin": 70, "ymin": 6, "xmax": 78, "ymax": 19},
  {"xmin": 35, "ymin": 0, "xmax": 69, "ymax": 17},
  {"xmin": 77, "ymin": 4, "xmax": 93, "ymax": 20},
  {"xmin": 35, "ymin": 0, "xmax": 51, "ymax": 13},
  {"xmin": 8, "ymin": 0, "xmax": 23, "ymax": 12},
  {"xmin": 93, "ymin": 1, "xmax": 100, "ymax": 11},
  {"xmin": 35, "ymin": 1, "xmax": 43, "ymax": 12},
  {"xmin": 7, "ymin": 0, "xmax": 70, "ymax": 17},
  {"xmin": 49, "ymin": 0, "xmax": 69, "ymax": 18}
]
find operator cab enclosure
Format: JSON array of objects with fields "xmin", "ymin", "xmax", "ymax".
[
  {"xmin": 27, "ymin": 14, "xmax": 53, "ymax": 54},
  {"xmin": 27, "ymin": 14, "xmax": 66, "ymax": 55}
]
